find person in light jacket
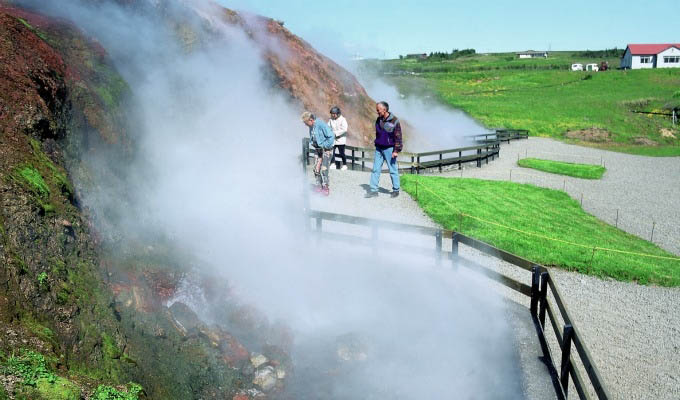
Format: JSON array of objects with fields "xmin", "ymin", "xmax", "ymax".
[
  {"xmin": 302, "ymin": 111, "xmax": 334, "ymax": 196},
  {"xmin": 328, "ymin": 106, "xmax": 348, "ymax": 170}
]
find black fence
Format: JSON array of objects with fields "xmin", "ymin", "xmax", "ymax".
[
  {"xmin": 303, "ymin": 129, "xmax": 529, "ymax": 174},
  {"xmin": 307, "ymin": 209, "xmax": 611, "ymax": 400},
  {"xmin": 468, "ymin": 129, "xmax": 530, "ymax": 144}
]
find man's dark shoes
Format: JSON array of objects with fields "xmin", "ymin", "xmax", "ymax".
[
  {"xmin": 391, "ymin": 190, "xmax": 400, "ymax": 198},
  {"xmin": 364, "ymin": 191, "xmax": 378, "ymax": 198}
]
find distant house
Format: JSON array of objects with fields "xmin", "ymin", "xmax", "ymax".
[
  {"xmin": 516, "ymin": 50, "xmax": 548, "ymax": 59},
  {"xmin": 621, "ymin": 44, "xmax": 680, "ymax": 69},
  {"xmin": 406, "ymin": 53, "xmax": 427, "ymax": 59}
]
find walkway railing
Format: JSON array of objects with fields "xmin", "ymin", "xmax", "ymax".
[
  {"xmin": 307, "ymin": 209, "xmax": 611, "ymax": 400},
  {"xmin": 302, "ymin": 129, "xmax": 528, "ymax": 174},
  {"xmin": 468, "ymin": 129, "xmax": 530, "ymax": 144}
]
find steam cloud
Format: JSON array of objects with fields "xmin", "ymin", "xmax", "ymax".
[{"xmin": 20, "ymin": 0, "xmax": 523, "ymax": 397}]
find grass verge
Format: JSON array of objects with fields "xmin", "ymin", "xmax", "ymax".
[
  {"xmin": 518, "ymin": 158, "xmax": 605, "ymax": 179},
  {"xmin": 401, "ymin": 175, "xmax": 680, "ymax": 286}
]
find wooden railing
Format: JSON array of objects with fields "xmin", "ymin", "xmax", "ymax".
[
  {"xmin": 303, "ymin": 129, "xmax": 529, "ymax": 174},
  {"xmin": 468, "ymin": 129, "xmax": 530, "ymax": 144},
  {"xmin": 303, "ymin": 139, "xmax": 500, "ymax": 174},
  {"xmin": 307, "ymin": 209, "xmax": 611, "ymax": 400}
]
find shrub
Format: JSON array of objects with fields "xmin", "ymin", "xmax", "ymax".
[
  {"xmin": 5, "ymin": 349, "xmax": 56, "ymax": 386},
  {"xmin": 92, "ymin": 383, "xmax": 143, "ymax": 400}
]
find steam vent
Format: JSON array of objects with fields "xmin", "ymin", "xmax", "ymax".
[{"xmin": 0, "ymin": 0, "xmax": 562, "ymax": 399}]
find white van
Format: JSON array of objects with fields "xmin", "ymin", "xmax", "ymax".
[
  {"xmin": 585, "ymin": 63, "xmax": 599, "ymax": 72},
  {"xmin": 571, "ymin": 63, "xmax": 584, "ymax": 71}
]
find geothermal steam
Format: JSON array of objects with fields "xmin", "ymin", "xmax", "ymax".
[{"xmin": 21, "ymin": 0, "xmax": 521, "ymax": 397}]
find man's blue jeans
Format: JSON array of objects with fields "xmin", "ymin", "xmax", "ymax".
[{"xmin": 369, "ymin": 146, "xmax": 400, "ymax": 192}]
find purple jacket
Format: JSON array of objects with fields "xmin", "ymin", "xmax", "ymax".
[{"xmin": 374, "ymin": 113, "xmax": 403, "ymax": 152}]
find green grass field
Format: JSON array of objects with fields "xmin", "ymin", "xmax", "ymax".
[
  {"xmin": 368, "ymin": 51, "xmax": 680, "ymax": 156},
  {"xmin": 401, "ymin": 175, "xmax": 680, "ymax": 286},
  {"xmin": 517, "ymin": 158, "xmax": 606, "ymax": 179}
]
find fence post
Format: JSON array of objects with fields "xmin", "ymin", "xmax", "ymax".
[
  {"xmin": 615, "ymin": 209, "xmax": 619, "ymax": 228},
  {"xmin": 451, "ymin": 232, "xmax": 459, "ymax": 270},
  {"xmin": 371, "ymin": 224, "xmax": 378, "ymax": 254},
  {"xmin": 351, "ymin": 148, "xmax": 355, "ymax": 170},
  {"xmin": 560, "ymin": 324, "xmax": 574, "ymax": 396},
  {"xmin": 530, "ymin": 266, "xmax": 540, "ymax": 316},
  {"xmin": 539, "ymin": 272, "xmax": 548, "ymax": 328},
  {"xmin": 417, "ymin": 156, "xmax": 421, "ymax": 174},
  {"xmin": 477, "ymin": 148, "xmax": 482, "ymax": 167},
  {"xmin": 315, "ymin": 217, "xmax": 322, "ymax": 243},
  {"xmin": 458, "ymin": 151, "xmax": 462, "ymax": 170},
  {"xmin": 411, "ymin": 155, "xmax": 415, "ymax": 174},
  {"xmin": 435, "ymin": 230, "xmax": 442, "ymax": 266},
  {"xmin": 302, "ymin": 138, "xmax": 310, "ymax": 170},
  {"xmin": 439, "ymin": 153, "xmax": 443, "ymax": 172},
  {"xmin": 361, "ymin": 150, "xmax": 365, "ymax": 171}
]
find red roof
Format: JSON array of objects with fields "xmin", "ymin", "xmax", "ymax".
[{"xmin": 627, "ymin": 44, "xmax": 680, "ymax": 55}]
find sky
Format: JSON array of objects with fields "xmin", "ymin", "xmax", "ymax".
[{"xmin": 221, "ymin": 0, "xmax": 678, "ymax": 59}]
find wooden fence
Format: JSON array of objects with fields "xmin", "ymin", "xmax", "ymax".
[
  {"xmin": 468, "ymin": 129, "xmax": 530, "ymax": 144},
  {"xmin": 303, "ymin": 129, "xmax": 528, "ymax": 174},
  {"xmin": 307, "ymin": 209, "xmax": 611, "ymax": 400}
]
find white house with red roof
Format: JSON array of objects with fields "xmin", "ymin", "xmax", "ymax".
[{"xmin": 621, "ymin": 44, "xmax": 680, "ymax": 69}]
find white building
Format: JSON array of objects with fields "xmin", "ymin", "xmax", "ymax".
[
  {"xmin": 516, "ymin": 50, "xmax": 548, "ymax": 59},
  {"xmin": 621, "ymin": 44, "xmax": 680, "ymax": 69}
]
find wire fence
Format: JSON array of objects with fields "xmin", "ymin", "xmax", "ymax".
[
  {"xmin": 447, "ymin": 166, "xmax": 679, "ymax": 253},
  {"xmin": 411, "ymin": 176, "xmax": 680, "ymax": 263}
]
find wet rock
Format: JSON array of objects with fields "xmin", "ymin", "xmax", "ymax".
[
  {"xmin": 275, "ymin": 366, "xmax": 286, "ymax": 379},
  {"xmin": 169, "ymin": 301, "xmax": 202, "ymax": 331},
  {"xmin": 218, "ymin": 333, "xmax": 249, "ymax": 366},
  {"xmin": 250, "ymin": 353, "xmax": 267, "ymax": 368},
  {"xmin": 241, "ymin": 362, "xmax": 255, "ymax": 376},
  {"xmin": 152, "ymin": 325, "xmax": 166, "ymax": 338},
  {"xmin": 252, "ymin": 366, "xmax": 277, "ymax": 392},
  {"xmin": 336, "ymin": 332, "xmax": 368, "ymax": 362}
]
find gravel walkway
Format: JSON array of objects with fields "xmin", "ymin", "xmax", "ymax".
[
  {"xmin": 308, "ymin": 164, "xmax": 680, "ymax": 400},
  {"xmin": 308, "ymin": 168, "xmax": 556, "ymax": 400},
  {"xmin": 440, "ymin": 137, "xmax": 680, "ymax": 255}
]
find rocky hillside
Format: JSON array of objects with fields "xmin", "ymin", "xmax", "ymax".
[
  {"xmin": 230, "ymin": 12, "xmax": 378, "ymax": 145},
  {"xmin": 187, "ymin": 2, "xmax": 379, "ymax": 145},
  {"xmin": 0, "ymin": 0, "xmax": 379, "ymax": 398}
]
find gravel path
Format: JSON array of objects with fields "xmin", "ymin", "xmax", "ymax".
[
  {"xmin": 308, "ymin": 168, "xmax": 556, "ymax": 400},
  {"xmin": 440, "ymin": 137, "xmax": 680, "ymax": 255},
  {"xmin": 308, "ymin": 163, "xmax": 680, "ymax": 400}
]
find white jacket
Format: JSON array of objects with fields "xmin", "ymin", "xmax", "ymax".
[{"xmin": 328, "ymin": 115, "xmax": 348, "ymax": 145}]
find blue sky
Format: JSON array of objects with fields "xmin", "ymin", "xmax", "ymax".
[{"xmin": 221, "ymin": 0, "xmax": 678, "ymax": 59}]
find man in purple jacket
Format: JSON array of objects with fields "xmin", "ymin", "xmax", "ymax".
[{"xmin": 365, "ymin": 101, "xmax": 403, "ymax": 198}]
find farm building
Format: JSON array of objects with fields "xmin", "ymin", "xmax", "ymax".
[
  {"xmin": 406, "ymin": 53, "xmax": 427, "ymax": 59},
  {"xmin": 516, "ymin": 50, "xmax": 548, "ymax": 59},
  {"xmin": 620, "ymin": 44, "xmax": 680, "ymax": 69}
]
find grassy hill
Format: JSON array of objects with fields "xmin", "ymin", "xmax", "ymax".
[{"xmin": 366, "ymin": 51, "xmax": 680, "ymax": 156}]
